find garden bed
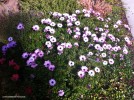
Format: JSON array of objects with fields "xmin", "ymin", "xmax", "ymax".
[{"xmin": 0, "ymin": 0, "xmax": 134, "ymax": 99}]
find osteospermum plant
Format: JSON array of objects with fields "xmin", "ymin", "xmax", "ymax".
[{"xmin": 17, "ymin": 9, "xmax": 133, "ymax": 99}]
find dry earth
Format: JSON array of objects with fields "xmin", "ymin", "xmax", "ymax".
[{"xmin": 0, "ymin": 0, "xmax": 19, "ymax": 17}]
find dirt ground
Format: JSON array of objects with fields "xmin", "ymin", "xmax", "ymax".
[{"xmin": 0, "ymin": 0, "xmax": 19, "ymax": 17}]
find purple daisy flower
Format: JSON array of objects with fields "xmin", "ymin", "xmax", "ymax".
[
  {"xmin": 38, "ymin": 50, "xmax": 44, "ymax": 58},
  {"xmin": 31, "ymin": 53, "xmax": 38, "ymax": 59},
  {"xmin": 44, "ymin": 60, "xmax": 51, "ymax": 68},
  {"xmin": 29, "ymin": 57, "xmax": 35, "ymax": 62},
  {"xmin": 8, "ymin": 37, "xmax": 13, "ymax": 42},
  {"xmin": 49, "ymin": 79, "xmax": 56, "ymax": 86},
  {"xmin": 58, "ymin": 90, "xmax": 64, "ymax": 96},
  {"xmin": 2, "ymin": 45, "xmax": 7, "ymax": 52},
  {"xmin": 22, "ymin": 52, "xmax": 29, "ymax": 59},
  {"xmin": 48, "ymin": 64, "xmax": 55, "ymax": 71},
  {"xmin": 6, "ymin": 43, "xmax": 12, "ymax": 48},
  {"xmin": 26, "ymin": 60, "xmax": 33, "ymax": 66},
  {"xmin": 34, "ymin": 49, "xmax": 40, "ymax": 54},
  {"xmin": 17, "ymin": 23, "xmax": 24, "ymax": 30},
  {"xmin": 31, "ymin": 63, "xmax": 38, "ymax": 68}
]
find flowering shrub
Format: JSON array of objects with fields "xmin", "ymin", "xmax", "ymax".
[
  {"xmin": 16, "ymin": 8, "xmax": 133, "ymax": 99},
  {"xmin": 0, "ymin": 8, "xmax": 133, "ymax": 99}
]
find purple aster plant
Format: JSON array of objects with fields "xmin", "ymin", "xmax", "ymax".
[
  {"xmin": 26, "ymin": 60, "xmax": 33, "ymax": 66},
  {"xmin": 31, "ymin": 53, "xmax": 38, "ymax": 59},
  {"xmin": 58, "ymin": 90, "xmax": 64, "ymax": 96},
  {"xmin": 2, "ymin": 45, "xmax": 7, "ymax": 53},
  {"xmin": 9, "ymin": 41, "xmax": 17, "ymax": 47},
  {"xmin": 17, "ymin": 23, "xmax": 24, "ymax": 30},
  {"xmin": 8, "ymin": 37, "xmax": 13, "ymax": 42},
  {"xmin": 44, "ymin": 60, "xmax": 51, "ymax": 68},
  {"xmin": 31, "ymin": 63, "xmax": 38, "ymax": 68},
  {"xmin": 38, "ymin": 50, "xmax": 44, "ymax": 58},
  {"xmin": 22, "ymin": 52, "xmax": 29, "ymax": 59},
  {"xmin": 34, "ymin": 49, "xmax": 40, "ymax": 54},
  {"xmin": 49, "ymin": 79, "xmax": 56, "ymax": 86},
  {"xmin": 48, "ymin": 64, "xmax": 55, "ymax": 71}
]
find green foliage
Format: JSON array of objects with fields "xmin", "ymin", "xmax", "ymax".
[{"xmin": 0, "ymin": 0, "xmax": 133, "ymax": 99}]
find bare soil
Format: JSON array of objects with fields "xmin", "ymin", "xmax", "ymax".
[{"xmin": 0, "ymin": 0, "xmax": 19, "ymax": 17}]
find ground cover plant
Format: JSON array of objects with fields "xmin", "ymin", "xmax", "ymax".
[{"xmin": 0, "ymin": 0, "xmax": 134, "ymax": 99}]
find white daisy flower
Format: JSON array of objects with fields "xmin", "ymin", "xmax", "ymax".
[
  {"xmin": 88, "ymin": 70, "xmax": 95, "ymax": 76},
  {"xmin": 45, "ymin": 41, "xmax": 51, "ymax": 46},
  {"xmin": 63, "ymin": 13, "xmax": 69, "ymax": 18},
  {"xmin": 83, "ymin": 37, "xmax": 89, "ymax": 42},
  {"xmin": 75, "ymin": 10, "xmax": 81, "ymax": 14},
  {"xmin": 72, "ymin": 14, "xmax": 77, "ymax": 17},
  {"xmin": 112, "ymin": 47, "xmax": 118, "ymax": 52},
  {"xmin": 71, "ymin": 17, "xmax": 77, "ymax": 22},
  {"xmin": 99, "ymin": 47, "xmax": 104, "ymax": 52},
  {"xmin": 32, "ymin": 25, "xmax": 40, "ymax": 31},
  {"xmin": 82, "ymin": 34, "xmax": 87, "ymax": 37},
  {"xmin": 99, "ymin": 37, "xmax": 105, "ymax": 43},
  {"xmin": 65, "ymin": 43, "xmax": 72, "ymax": 49},
  {"xmin": 68, "ymin": 61, "xmax": 75, "ymax": 66},
  {"xmin": 57, "ymin": 13, "xmax": 62, "ymax": 17},
  {"xmin": 84, "ymin": 13, "xmax": 90, "ymax": 17},
  {"xmin": 102, "ymin": 44, "xmax": 107, "ymax": 49},
  {"xmin": 106, "ymin": 44, "xmax": 112, "ymax": 50},
  {"xmin": 104, "ymin": 24, "xmax": 109, "ymax": 28},
  {"xmin": 93, "ymin": 37, "xmax": 99, "ymax": 42},
  {"xmin": 109, "ymin": 58, "xmax": 114, "ymax": 65},
  {"xmin": 91, "ymin": 34, "xmax": 97, "ymax": 37},
  {"xmin": 50, "ymin": 28, "xmax": 55, "ymax": 34},
  {"xmin": 87, "ymin": 52, "xmax": 93, "ymax": 56},
  {"xmin": 85, "ymin": 31, "xmax": 91, "ymax": 36},
  {"xmin": 99, "ymin": 28, "xmax": 103, "ymax": 32},
  {"xmin": 57, "ymin": 45, "xmax": 64, "ymax": 52},
  {"xmin": 95, "ymin": 67, "xmax": 100, "ymax": 73},
  {"xmin": 116, "ymin": 20, "xmax": 122, "ymax": 25},
  {"xmin": 50, "ymin": 22, "xmax": 56, "ymax": 27},
  {"xmin": 124, "ymin": 37, "xmax": 130, "ymax": 42},
  {"xmin": 53, "ymin": 12, "xmax": 58, "ymax": 17},
  {"xmin": 103, "ymin": 61, "xmax": 108, "ymax": 66},
  {"xmin": 73, "ymin": 35, "xmax": 80, "ymax": 39},
  {"xmin": 60, "ymin": 43, "xmax": 66, "ymax": 48},
  {"xmin": 59, "ymin": 17, "xmax": 65, "ymax": 21},
  {"xmin": 84, "ymin": 27, "xmax": 89, "ymax": 31},
  {"xmin": 94, "ymin": 44, "xmax": 101, "ymax": 50},
  {"xmin": 41, "ymin": 18, "xmax": 46, "ymax": 24},
  {"xmin": 113, "ymin": 24, "xmax": 118, "ymax": 28},
  {"xmin": 101, "ymin": 53, "xmax": 106, "ymax": 58},
  {"xmin": 57, "ymin": 23, "xmax": 63, "ymax": 28},
  {"xmin": 75, "ymin": 21, "xmax": 80, "ymax": 26},
  {"xmin": 123, "ymin": 48, "xmax": 128, "ymax": 54},
  {"xmin": 74, "ymin": 42, "xmax": 79, "ymax": 47},
  {"xmin": 101, "ymin": 33, "xmax": 107, "ymax": 37},
  {"xmin": 45, "ymin": 26, "xmax": 51, "ymax": 32},
  {"xmin": 79, "ymin": 55, "xmax": 86, "ymax": 61},
  {"xmin": 50, "ymin": 37, "xmax": 57, "ymax": 43},
  {"xmin": 74, "ymin": 27, "xmax": 80, "ymax": 32},
  {"xmin": 82, "ymin": 9, "xmax": 87, "ymax": 13}
]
